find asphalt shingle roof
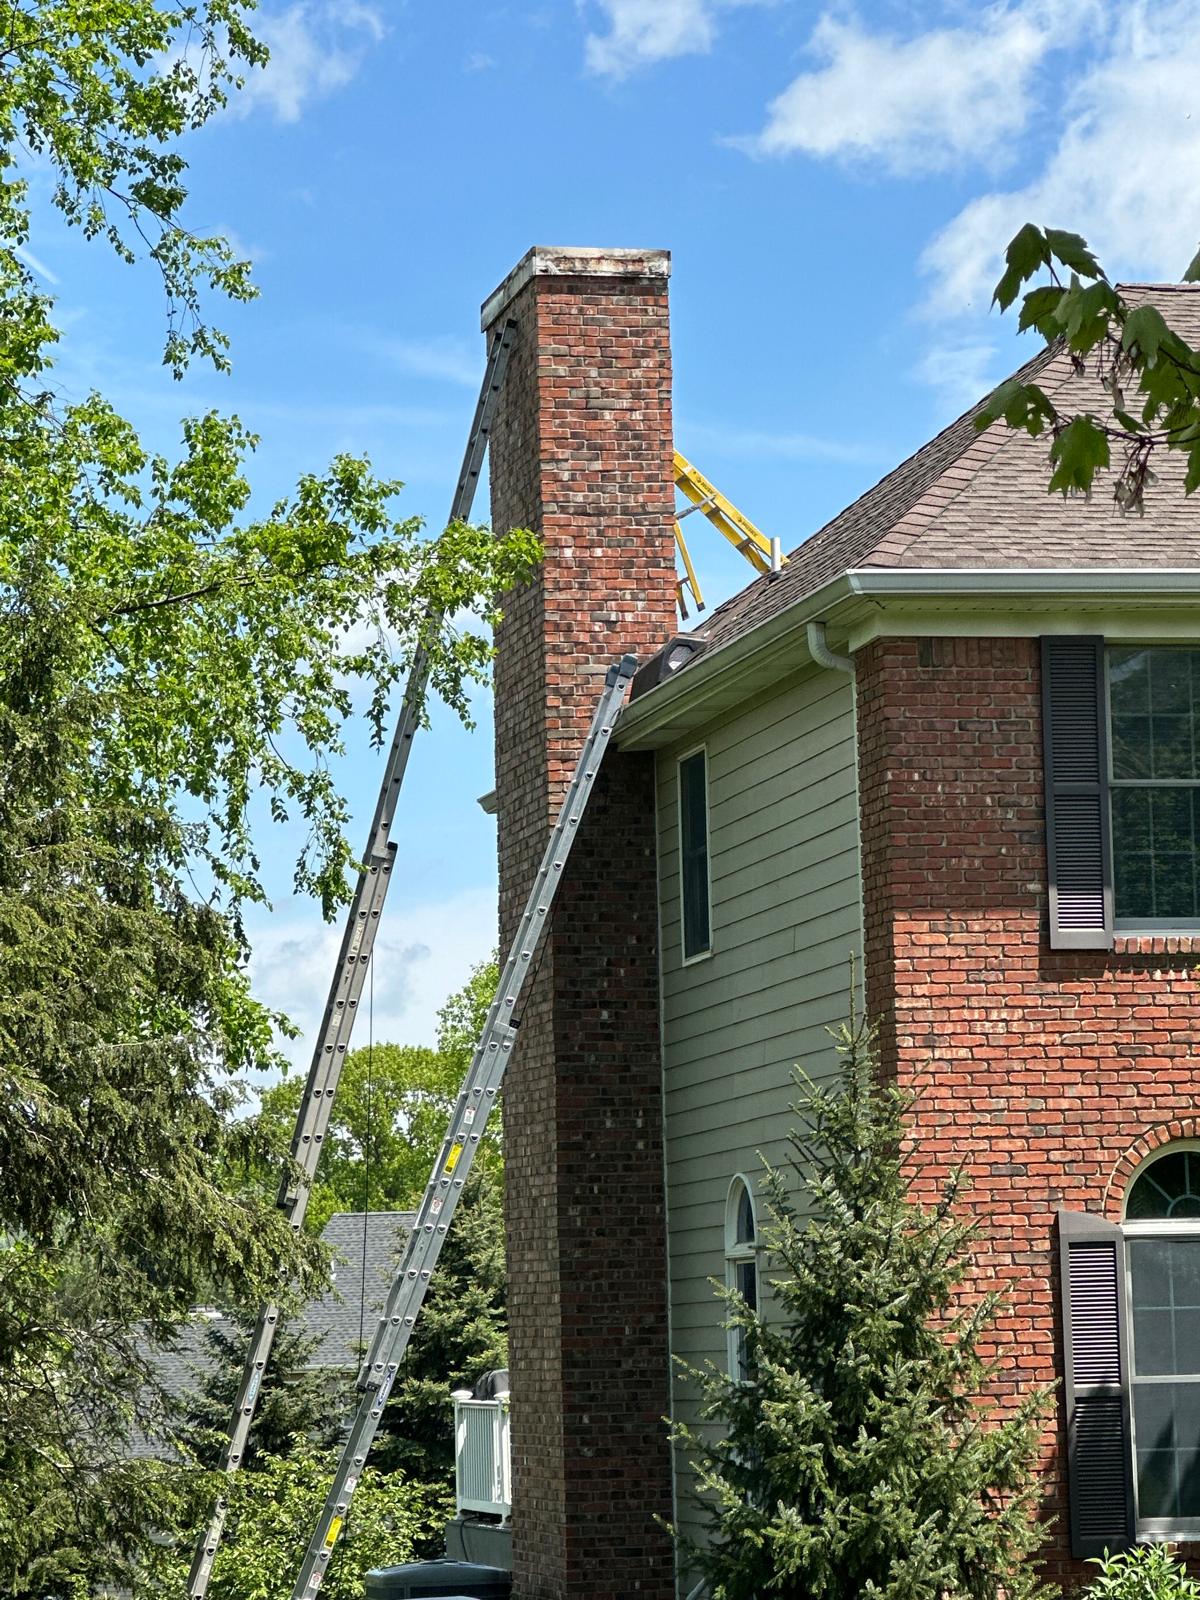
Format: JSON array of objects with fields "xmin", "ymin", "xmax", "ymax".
[
  {"xmin": 690, "ymin": 285, "xmax": 1200, "ymax": 663},
  {"xmin": 131, "ymin": 1210, "xmax": 413, "ymax": 1458}
]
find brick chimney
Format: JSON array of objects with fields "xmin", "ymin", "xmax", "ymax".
[{"xmin": 483, "ymin": 247, "xmax": 677, "ymax": 1600}]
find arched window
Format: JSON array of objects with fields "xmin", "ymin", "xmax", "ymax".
[
  {"xmin": 1127, "ymin": 1147, "xmax": 1200, "ymax": 1219},
  {"xmin": 1123, "ymin": 1144, "xmax": 1200, "ymax": 1534},
  {"xmin": 725, "ymin": 1176, "xmax": 759, "ymax": 1379}
]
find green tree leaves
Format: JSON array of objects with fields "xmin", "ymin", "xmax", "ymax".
[
  {"xmin": 0, "ymin": 5, "xmax": 533, "ymax": 1591},
  {"xmin": 982, "ymin": 221, "xmax": 1200, "ymax": 510},
  {"xmin": 149, "ymin": 1442, "xmax": 448, "ymax": 1600},
  {"xmin": 255, "ymin": 957, "xmax": 501, "ymax": 1233},
  {"xmin": 0, "ymin": 0, "xmax": 268, "ymax": 373}
]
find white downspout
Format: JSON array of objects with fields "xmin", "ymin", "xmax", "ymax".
[{"xmin": 805, "ymin": 618, "xmax": 854, "ymax": 674}]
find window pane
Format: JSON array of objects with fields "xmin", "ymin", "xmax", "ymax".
[
  {"xmin": 679, "ymin": 751, "xmax": 710, "ymax": 959},
  {"xmin": 1111, "ymin": 648, "xmax": 1200, "ymax": 780},
  {"xmin": 1131, "ymin": 1238, "xmax": 1200, "ymax": 1378},
  {"xmin": 736, "ymin": 1184, "xmax": 755, "ymax": 1246},
  {"xmin": 1153, "ymin": 715, "xmax": 1195, "ymax": 779},
  {"xmin": 1110, "ymin": 648, "xmax": 1151, "ymax": 716},
  {"xmin": 1128, "ymin": 1155, "xmax": 1200, "ymax": 1221},
  {"xmin": 1111, "ymin": 648, "xmax": 1153, "ymax": 779},
  {"xmin": 1112, "ymin": 716, "xmax": 1154, "ymax": 779},
  {"xmin": 1134, "ymin": 1381, "xmax": 1200, "ymax": 1520},
  {"xmin": 1134, "ymin": 1307, "xmax": 1176, "ymax": 1374},
  {"xmin": 1138, "ymin": 1447, "xmax": 1179, "ymax": 1518},
  {"xmin": 1112, "ymin": 785, "xmax": 1200, "ymax": 921},
  {"xmin": 1176, "ymin": 1385, "xmax": 1200, "ymax": 1517},
  {"xmin": 1136, "ymin": 1382, "xmax": 1177, "ymax": 1450}
]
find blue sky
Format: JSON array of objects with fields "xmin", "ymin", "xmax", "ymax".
[{"xmin": 26, "ymin": 0, "xmax": 1200, "ymax": 1065}]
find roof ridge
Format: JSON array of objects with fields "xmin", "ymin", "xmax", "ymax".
[{"xmin": 323, "ymin": 1209, "xmax": 416, "ymax": 1220}]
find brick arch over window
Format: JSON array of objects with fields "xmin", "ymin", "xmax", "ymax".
[{"xmin": 1104, "ymin": 1116, "xmax": 1200, "ymax": 1216}]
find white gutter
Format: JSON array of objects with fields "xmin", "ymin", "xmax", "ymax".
[
  {"xmin": 616, "ymin": 566, "xmax": 1200, "ymax": 747},
  {"xmin": 845, "ymin": 568, "xmax": 1200, "ymax": 599}
]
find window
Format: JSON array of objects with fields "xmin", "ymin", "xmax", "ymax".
[
  {"xmin": 1109, "ymin": 648, "xmax": 1200, "ymax": 925},
  {"xmin": 1125, "ymin": 1148, "xmax": 1200, "ymax": 1536},
  {"xmin": 725, "ymin": 1176, "xmax": 758, "ymax": 1379},
  {"xmin": 678, "ymin": 747, "xmax": 711, "ymax": 962},
  {"xmin": 1042, "ymin": 638, "xmax": 1200, "ymax": 947}
]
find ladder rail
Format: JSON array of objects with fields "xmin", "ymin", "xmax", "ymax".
[
  {"xmin": 186, "ymin": 319, "xmax": 517, "ymax": 1600},
  {"xmin": 288, "ymin": 654, "xmax": 637, "ymax": 1599},
  {"xmin": 671, "ymin": 449, "xmax": 784, "ymax": 615}
]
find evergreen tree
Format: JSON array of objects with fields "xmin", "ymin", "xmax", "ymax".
[
  {"xmin": 673, "ymin": 1010, "xmax": 1052, "ymax": 1600},
  {"xmin": 180, "ymin": 1314, "xmax": 345, "ymax": 1472}
]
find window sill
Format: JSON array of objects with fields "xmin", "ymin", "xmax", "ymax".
[{"xmin": 1114, "ymin": 933, "xmax": 1200, "ymax": 957}]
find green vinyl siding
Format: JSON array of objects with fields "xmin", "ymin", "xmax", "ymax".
[{"xmin": 657, "ymin": 661, "xmax": 863, "ymax": 1570}]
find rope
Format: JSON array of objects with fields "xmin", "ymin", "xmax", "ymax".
[{"xmin": 511, "ymin": 905, "xmax": 555, "ymax": 1032}]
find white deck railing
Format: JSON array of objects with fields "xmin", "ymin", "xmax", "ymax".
[{"xmin": 453, "ymin": 1395, "xmax": 511, "ymax": 1519}]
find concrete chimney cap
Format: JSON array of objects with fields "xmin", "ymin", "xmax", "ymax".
[{"xmin": 480, "ymin": 245, "xmax": 671, "ymax": 330}]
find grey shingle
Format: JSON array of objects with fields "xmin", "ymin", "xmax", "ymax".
[
  {"xmin": 130, "ymin": 1210, "xmax": 414, "ymax": 1458},
  {"xmin": 305, "ymin": 1211, "xmax": 415, "ymax": 1368}
]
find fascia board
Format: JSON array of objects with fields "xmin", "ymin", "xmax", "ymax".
[{"xmin": 616, "ymin": 568, "xmax": 1200, "ymax": 751}]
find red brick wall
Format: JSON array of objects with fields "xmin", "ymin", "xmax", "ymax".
[
  {"xmin": 856, "ymin": 634, "xmax": 1200, "ymax": 1586},
  {"xmin": 486, "ymin": 249, "xmax": 677, "ymax": 1600}
]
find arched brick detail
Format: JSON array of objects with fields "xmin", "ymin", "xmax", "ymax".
[{"xmin": 1104, "ymin": 1116, "xmax": 1200, "ymax": 1215}]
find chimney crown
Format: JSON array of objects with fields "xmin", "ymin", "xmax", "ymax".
[{"xmin": 480, "ymin": 244, "xmax": 670, "ymax": 331}]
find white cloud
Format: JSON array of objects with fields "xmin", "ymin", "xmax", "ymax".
[
  {"xmin": 583, "ymin": 0, "xmax": 768, "ymax": 78},
  {"xmin": 230, "ymin": 2, "xmax": 385, "ymax": 123},
  {"xmin": 913, "ymin": 339, "xmax": 1002, "ymax": 414},
  {"xmin": 15, "ymin": 244, "xmax": 59, "ymax": 285},
  {"xmin": 682, "ymin": 418, "xmax": 888, "ymax": 465},
  {"xmin": 248, "ymin": 885, "xmax": 498, "ymax": 1071},
  {"xmin": 382, "ymin": 335, "xmax": 481, "ymax": 388},
  {"xmin": 742, "ymin": 4, "xmax": 1096, "ymax": 173},
  {"xmin": 922, "ymin": 1, "xmax": 1200, "ymax": 314}
]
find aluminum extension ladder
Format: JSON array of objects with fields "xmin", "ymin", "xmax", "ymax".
[
  {"xmin": 186, "ymin": 316, "xmax": 518, "ymax": 1600},
  {"xmin": 289, "ymin": 651, "xmax": 637, "ymax": 1597}
]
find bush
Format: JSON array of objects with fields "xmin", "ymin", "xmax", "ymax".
[
  {"xmin": 147, "ymin": 1442, "xmax": 451, "ymax": 1600},
  {"xmin": 1087, "ymin": 1546, "xmax": 1200, "ymax": 1600}
]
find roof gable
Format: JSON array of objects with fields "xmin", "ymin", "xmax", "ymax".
[{"xmin": 692, "ymin": 285, "xmax": 1200, "ymax": 662}]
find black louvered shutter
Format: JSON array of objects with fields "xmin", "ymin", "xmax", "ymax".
[
  {"xmin": 1058, "ymin": 1209, "xmax": 1134, "ymax": 1557},
  {"xmin": 1042, "ymin": 636, "xmax": 1114, "ymax": 949}
]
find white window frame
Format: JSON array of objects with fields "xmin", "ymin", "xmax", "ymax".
[
  {"xmin": 677, "ymin": 743, "xmax": 713, "ymax": 965},
  {"xmin": 1106, "ymin": 646, "xmax": 1200, "ymax": 933},
  {"xmin": 724, "ymin": 1174, "xmax": 759, "ymax": 1380},
  {"xmin": 1123, "ymin": 1141, "xmax": 1200, "ymax": 1540}
]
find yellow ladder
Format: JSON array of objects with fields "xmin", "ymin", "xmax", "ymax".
[{"xmin": 673, "ymin": 450, "xmax": 783, "ymax": 617}]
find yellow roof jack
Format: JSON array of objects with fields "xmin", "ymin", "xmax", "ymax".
[{"xmin": 673, "ymin": 450, "xmax": 785, "ymax": 618}]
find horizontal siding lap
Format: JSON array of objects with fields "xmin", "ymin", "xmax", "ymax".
[
  {"xmin": 657, "ymin": 663, "xmax": 864, "ymax": 1553},
  {"xmin": 662, "ymin": 942, "xmax": 861, "ymax": 1046}
]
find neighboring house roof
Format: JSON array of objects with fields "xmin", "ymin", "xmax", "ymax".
[
  {"xmin": 688, "ymin": 284, "xmax": 1200, "ymax": 665},
  {"xmin": 131, "ymin": 1210, "xmax": 413, "ymax": 1458},
  {"xmin": 306, "ymin": 1210, "xmax": 414, "ymax": 1367}
]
